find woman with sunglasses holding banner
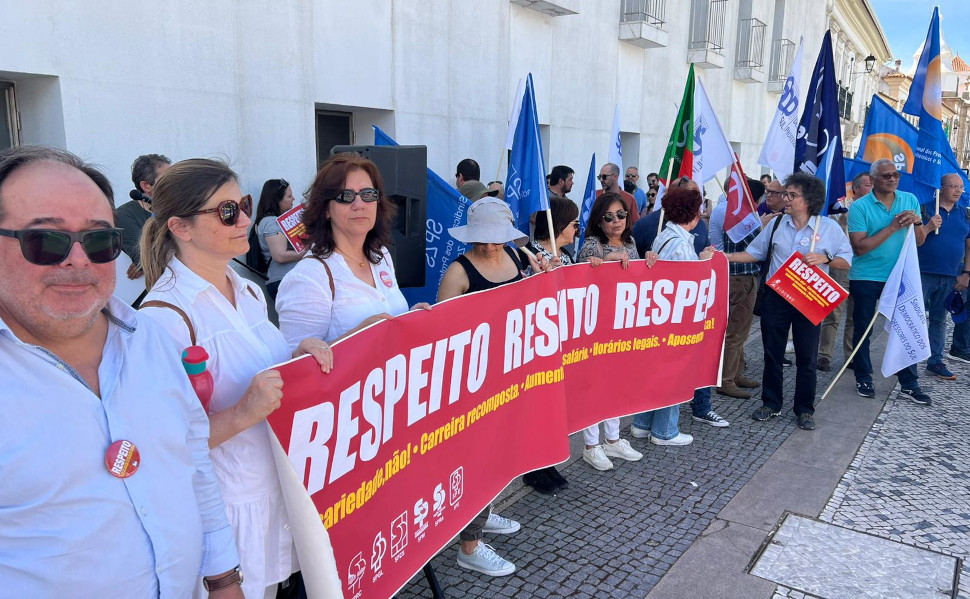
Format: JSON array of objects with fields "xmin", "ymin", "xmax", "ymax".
[
  {"xmin": 276, "ymin": 153, "xmax": 429, "ymax": 349},
  {"xmin": 576, "ymin": 192, "xmax": 645, "ymax": 471},
  {"xmin": 139, "ymin": 158, "xmax": 333, "ymax": 599}
]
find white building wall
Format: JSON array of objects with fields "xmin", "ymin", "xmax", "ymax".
[{"xmin": 0, "ymin": 0, "xmax": 832, "ymax": 204}]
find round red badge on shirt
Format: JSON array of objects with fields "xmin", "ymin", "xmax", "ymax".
[
  {"xmin": 105, "ymin": 440, "xmax": 140, "ymax": 478},
  {"xmin": 380, "ymin": 271, "xmax": 393, "ymax": 288}
]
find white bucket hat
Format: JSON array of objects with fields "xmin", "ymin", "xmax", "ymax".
[{"xmin": 448, "ymin": 197, "xmax": 529, "ymax": 245}]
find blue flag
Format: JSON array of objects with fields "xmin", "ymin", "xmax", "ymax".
[
  {"xmin": 506, "ymin": 73, "xmax": 550, "ymax": 233},
  {"xmin": 373, "ymin": 126, "xmax": 471, "ymax": 305},
  {"xmin": 794, "ymin": 31, "xmax": 846, "ymax": 215},
  {"xmin": 855, "ymin": 95, "xmax": 969, "ymax": 207},
  {"xmin": 577, "ymin": 153, "xmax": 596, "ymax": 248},
  {"xmin": 902, "ymin": 7, "xmax": 945, "ymax": 204}
]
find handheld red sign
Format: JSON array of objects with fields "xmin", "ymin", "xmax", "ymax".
[{"xmin": 766, "ymin": 252, "xmax": 847, "ymax": 325}]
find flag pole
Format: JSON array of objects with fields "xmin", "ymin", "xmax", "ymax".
[
  {"xmin": 658, "ymin": 159, "xmax": 677, "ymax": 241},
  {"xmin": 934, "ymin": 189, "xmax": 940, "ymax": 235},
  {"xmin": 809, "ymin": 215, "xmax": 821, "ymax": 252},
  {"xmin": 545, "ymin": 208, "xmax": 558, "ymax": 258},
  {"xmin": 818, "ymin": 309, "xmax": 879, "ymax": 402},
  {"xmin": 495, "ymin": 151, "xmax": 506, "ymax": 183}
]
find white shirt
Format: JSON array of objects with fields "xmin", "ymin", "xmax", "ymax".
[
  {"xmin": 141, "ymin": 258, "xmax": 295, "ymax": 598},
  {"xmin": 0, "ymin": 297, "xmax": 238, "ymax": 598},
  {"xmin": 276, "ymin": 247, "xmax": 410, "ymax": 349}
]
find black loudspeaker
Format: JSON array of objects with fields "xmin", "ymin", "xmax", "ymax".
[{"xmin": 330, "ymin": 144, "xmax": 427, "ymax": 288}]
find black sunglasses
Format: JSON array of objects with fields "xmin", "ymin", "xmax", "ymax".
[
  {"xmin": 0, "ymin": 227, "xmax": 124, "ymax": 265},
  {"xmin": 597, "ymin": 174, "xmax": 613, "ymax": 181},
  {"xmin": 334, "ymin": 188, "xmax": 380, "ymax": 204},
  {"xmin": 602, "ymin": 210, "xmax": 628, "ymax": 223},
  {"xmin": 189, "ymin": 194, "xmax": 253, "ymax": 226}
]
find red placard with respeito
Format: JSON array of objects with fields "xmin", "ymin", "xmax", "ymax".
[
  {"xmin": 277, "ymin": 205, "xmax": 307, "ymax": 253},
  {"xmin": 766, "ymin": 252, "xmax": 848, "ymax": 325}
]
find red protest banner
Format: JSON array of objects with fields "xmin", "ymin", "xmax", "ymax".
[
  {"xmin": 267, "ymin": 255, "xmax": 729, "ymax": 599},
  {"xmin": 766, "ymin": 252, "xmax": 848, "ymax": 325},
  {"xmin": 277, "ymin": 205, "xmax": 307, "ymax": 252}
]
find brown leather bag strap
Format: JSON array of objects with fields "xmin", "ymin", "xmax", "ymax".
[
  {"xmin": 139, "ymin": 300, "xmax": 197, "ymax": 346},
  {"xmin": 310, "ymin": 255, "xmax": 336, "ymax": 299}
]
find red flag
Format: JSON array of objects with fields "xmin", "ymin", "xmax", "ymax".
[{"xmin": 723, "ymin": 156, "xmax": 761, "ymax": 243}]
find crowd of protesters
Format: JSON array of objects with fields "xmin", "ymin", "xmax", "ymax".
[{"xmin": 1, "ymin": 142, "xmax": 967, "ymax": 596}]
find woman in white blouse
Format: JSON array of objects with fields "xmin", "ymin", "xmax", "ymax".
[
  {"xmin": 138, "ymin": 159, "xmax": 333, "ymax": 599},
  {"xmin": 276, "ymin": 153, "xmax": 428, "ymax": 349}
]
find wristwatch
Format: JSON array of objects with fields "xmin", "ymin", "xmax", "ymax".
[
  {"xmin": 824, "ymin": 251, "xmax": 833, "ymax": 264},
  {"xmin": 962, "ymin": 270, "xmax": 970, "ymax": 277},
  {"xmin": 203, "ymin": 566, "xmax": 243, "ymax": 591}
]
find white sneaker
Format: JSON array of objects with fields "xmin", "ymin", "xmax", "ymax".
[
  {"xmin": 482, "ymin": 512, "xmax": 520, "ymax": 534},
  {"xmin": 651, "ymin": 432, "xmax": 694, "ymax": 446},
  {"xmin": 456, "ymin": 543, "xmax": 515, "ymax": 576},
  {"xmin": 602, "ymin": 438, "xmax": 644, "ymax": 461},
  {"xmin": 629, "ymin": 424, "xmax": 651, "ymax": 438},
  {"xmin": 582, "ymin": 445, "xmax": 614, "ymax": 470}
]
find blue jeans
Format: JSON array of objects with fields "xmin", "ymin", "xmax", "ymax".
[
  {"xmin": 921, "ymin": 273, "xmax": 956, "ymax": 365},
  {"xmin": 633, "ymin": 406, "xmax": 680, "ymax": 440},
  {"xmin": 691, "ymin": 387, "xmax": 712, "ymax": 417},
  {"xmin": 850, "ymin": 280, "xmax": 919, "ymax": 387}
]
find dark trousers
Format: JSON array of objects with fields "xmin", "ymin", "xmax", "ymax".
[
  {"xmin": 459, "ymin": 506, "xmax": 491, "ymax": 542},
  {"xmin": 849, "ymin": 280, "xmax": 919, "ymax": 387},
  {"xmin": 760, "ymin": 289, "xmax": 821, "ymax": 416}
]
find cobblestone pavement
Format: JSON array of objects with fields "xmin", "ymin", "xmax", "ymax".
[
  {"xmin": 772, "ymin": 326, "xmax": 970, "ymax": 599},
  {"xmin": 396, "ymin": 321, "xmax": 848, "ymax": 599}
]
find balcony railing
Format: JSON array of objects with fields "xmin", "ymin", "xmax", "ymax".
[
  {"xmin": 621, "ymin": 0, "xmax": 665, "ymax": 28},
  {"xmin": 768, "ymin": 38, "xmax": 795, "ymax": 81},
  {"xmin": 689, "ymin": 0, "xmax": 728, "ymax": 53},
  {"xmin": 736, "ymin": 18, "xmax": 766, "ymax": 69}
]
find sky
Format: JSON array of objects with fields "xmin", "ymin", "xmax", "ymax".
[{"xmin": 871, "ymin": 0, "xmax": 970, "ymax": 66}]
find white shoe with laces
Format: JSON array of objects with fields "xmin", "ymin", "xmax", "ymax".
[
  {"xmin": 456, "ymin": 543, "xmax": 516, "ymax": 576},
  {"xmin": 602, "ymin": 438, "xmax": 644, "ymax": 461},
  {"xmin": 583, "ymin": 445, "xmax": 614, "ymax": 470},
  {"xmin": 482, "ymin": 512, "xmax": 520, "ymax": 534}
]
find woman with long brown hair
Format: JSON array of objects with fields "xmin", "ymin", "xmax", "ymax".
[
  {"xmin": 276, "ymin": 152, "xmax": 429, "ymax": 348},
  {"xmin": 139, "ymin": 158, "xmax": 332, "ymax": 599}
]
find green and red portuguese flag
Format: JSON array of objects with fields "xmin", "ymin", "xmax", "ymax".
[{"xmin": 659, "ymin": 64, "xmax": 734, "ymax": 186}]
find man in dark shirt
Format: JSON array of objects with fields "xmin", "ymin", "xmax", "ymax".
[{"xmin": 115, "ymin": 153, "xmax": 170, "ymax": 280}]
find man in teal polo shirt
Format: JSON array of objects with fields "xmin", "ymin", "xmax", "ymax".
[
  {"xmin": 847, "ymin": 158, "xmax": 933, "ymax": 403},
  {"xmin": 917, "ymin": 172, "xmax": 970, "ymax": 379}
]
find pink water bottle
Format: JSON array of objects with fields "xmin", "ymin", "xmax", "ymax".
[{"xmin": 182, "ymin": 346, "xmax": 214, "ymax": 414}]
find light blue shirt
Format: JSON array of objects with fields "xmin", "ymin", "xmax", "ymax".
[
  {"xmin": 0, "ymin": 297, "xmax": 238, "ymax": 597},
  {"xmin": 633, "ymin": 187, "xmax": 647, "ymax": 213},
  {"xmin": 847, "ymin": 190, "xmax": 921, "ymax": 282},
  {"xmin": 654, "ymin": 222, "xmax": 700, "ymax": 261},
  {"xmin": 744, "ymin": 214, "xmax": 853, "ymax": 278}
]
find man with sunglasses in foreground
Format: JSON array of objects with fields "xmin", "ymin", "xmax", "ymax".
[
  {"xmin": 846, "ymin": 158, "xmax": 933, "ymax": 404},
  {"xmin": 0, "ymin": 146, "xmax": 242, "ymax": 597}
]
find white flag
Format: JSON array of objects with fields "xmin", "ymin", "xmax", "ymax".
[
  {"xmin": 504, "ymin": 78, "xmax": 525, "ymax": 151},
  {"xmin": 609, "ymin": 104, "xmax": 623, "ymax": 174},
  {"xmin": 692, "ymin": 77, "xmax": 736, "ymax": 183},
  {"xmin": 759, "ymin": 37, "xmax": 804, "ymax": 178},
  {"xmin": 877, "ymin": 228, "xmax": 931, "ymax": 376}
]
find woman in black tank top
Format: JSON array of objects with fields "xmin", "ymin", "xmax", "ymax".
[{"xmin": 436, "ymin": 197, "xmax": 548, "ymax": 576}]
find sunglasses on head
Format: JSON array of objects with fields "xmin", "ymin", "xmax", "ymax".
[
  {"xmin": 333, "ymin": 188, "xmax": 380, "ymax": 204},
  {"xmin": 602, "ymin": 210, "xmax": 628, "ymax": 223},
  {"xmin": 189, "ymin": 194, "xmax": 253, "ymax": 226},
  {"xmin": 0, "ymin": 227, "xmax": 124, "ymax": 265}
]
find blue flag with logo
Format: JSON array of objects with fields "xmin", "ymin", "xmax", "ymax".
[
  {"xmin": 794, "ymin": 31, "xmax": 846, "ymax": 215},
  {"xmin": 855, "ymin": 95, "xmax": 969, "ymax": 207},
  {"xmin": 577, "ymin": 153, "xmax": 596, "ymax": 248},
  {"xmin": 506, "ymin": 73, "xmax": 550, "ymax": 233},
  {"xmin": 373, "ymin": 126, "xmax": 471, "ymax": 306},
  {"xmin": 902, "ymin": 7, "xmax": 945, "ymax": 204}
]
